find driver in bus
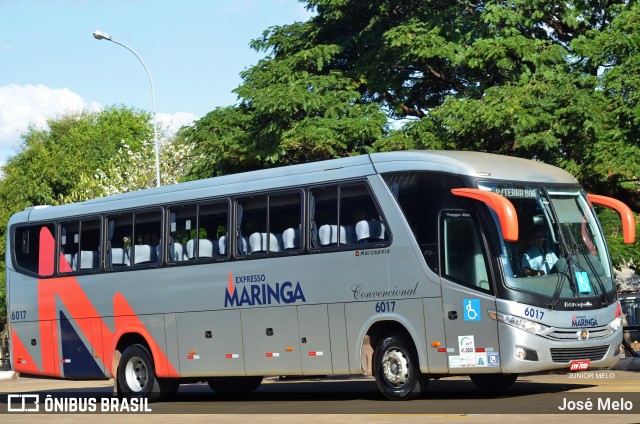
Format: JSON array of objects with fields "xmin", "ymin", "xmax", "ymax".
[{"xmin": 521, "ymin": 230, "xmax": 558, "ymax": 276}]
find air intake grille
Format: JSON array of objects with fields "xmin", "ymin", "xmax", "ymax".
[
  {"xmin": 545, "ymin": 327, "xmax": 613, "ymax": 341},
  {"xmin": 550, "ymin": 345, "xmax": 609, "ymax": 363},
  {"xmin": 524, "ymin": 348, "xmax": 539, "ymax": 361}
]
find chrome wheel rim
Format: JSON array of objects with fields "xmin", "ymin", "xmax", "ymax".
[
  {"xmin": 124, "ymin": 356, "xmax": 148, "ymax": 392},
  {"xmin": 381, "ymin": 348, "xmax": 409, "ymax": 387}
]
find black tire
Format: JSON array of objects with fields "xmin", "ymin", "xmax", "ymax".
[
  {"xmin": 470, "ymin": 373, "xmax": 518, "ymax": 391},
  {"xmin": 373, "ymin": 334, "xmax": 425, "ymax": 400},
  {"xmin": 117, "ymin": 344, "xmax": 163, "ymax": 402},
  {"xmin": 208, "ymin": 376, "xmax": 263, "ymax": 394}
]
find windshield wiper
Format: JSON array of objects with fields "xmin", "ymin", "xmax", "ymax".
[
  {"xmin": 564, "ymin": 226, "xmax": 608, "ymax": 304},
  {"xmin": 542, "ymin": 189, "xmax": 574, "ymax": 310}
]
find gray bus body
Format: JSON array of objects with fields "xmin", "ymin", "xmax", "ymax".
[{"xmin": 6, "ymin": 151, "xmax": 629, "ymax": 400}]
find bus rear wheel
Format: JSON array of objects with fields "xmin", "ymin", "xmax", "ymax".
[
  {"xmin": 208, "ymin": 376, "xmax": 263, "ymax": 394},
  {"xmin": 373, "ymin": 334, "xmax": 425, "ymax": 400},
  {"xmin": 117, "ymin": 344, "xmax": 178, "ymax": 402},
  {"xmin": 470, "ymin": 373, "xmax": 518, "ymax": 391}
]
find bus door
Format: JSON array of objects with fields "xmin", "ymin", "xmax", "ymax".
[{"xmin": 439, "ymin": 211, "xmax": 501, "ymax": 373}]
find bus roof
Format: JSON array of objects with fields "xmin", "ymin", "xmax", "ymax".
[
  {"xmin": 16, "ymin": 150, "xmax": 578, "ymax": 223},
  {"xmin": 369, "ymin": 151, "xmax": 577, "ymax": 184}
]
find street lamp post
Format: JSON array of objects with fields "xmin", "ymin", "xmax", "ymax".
[{"xmin": 93, "ymin": 30, "xmax": 161, "ymax": 187}]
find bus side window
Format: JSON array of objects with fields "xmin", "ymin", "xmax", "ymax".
[
  {"xmin": 311, "ymin": 183, "xmax": 387, "ymax": 249},
  {"xmin": 107, "ymin": 215, "xmax": 132, "ymax": 268},
  {"xmin": 78, "ymin": 219, "xmax": 101, "ymax": 271},
  {"xmin": 270, "ymin": 192, "xmax": 302, "ymax": 253},
  {"xmin": 238, "ymin": 197, "xmax": 268, "ymax": 255},
  {"xmin": 441, "ymin": 213, "xmax": 490, "ymax": 291},
  {"xmin": 59, "ymin": 221, "xmax": 79, "ymax": 272},
  {"xmin": 383, "ymin": 172, "xmax": 466, "ymax": 273},
  {"xmin": 14, "ymin": 224, "xmax": 55, "ymax": 276},
  {"xmin": 340, "ymin": 184, "xmax": 387, "ymax": 244},
  {"xmin": 196, "ymin": 202, "xmax": 228, "ymax": 260},
  {"xmin": 169, "ymin": 205, "xmax": 197, "ymax": 262},
  {"xmin": 310, "ymin": 186, "xmax": 339, "ymax": 248},
  {"xmin": 132, "ymin": 211, "xmax": 161, "ymax": 265},
  {"xmin": 60, "ymin": 219, "xmax": 101, "ymax": 272}
]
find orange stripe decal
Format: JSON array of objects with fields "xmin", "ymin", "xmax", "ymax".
[{"xmin": 33, "ymin": 251, "xmax": 180, "ymax": 378}]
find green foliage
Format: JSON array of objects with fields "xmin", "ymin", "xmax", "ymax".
[
  {"xmin": 0, "ymin": 107, "xmax": 153, "ymax": 326},
  {"xmin": 180, "ymin": 0, "xmax": 640, "ymax": 271},
  {"xmin": 185, "ymin": 0, "xmax": 640, "ymax": 211},
  {"xmin": 1, "ymin": 107, "xmax": 151, "ymax": 207}
]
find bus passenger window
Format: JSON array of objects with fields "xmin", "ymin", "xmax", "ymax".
[
  {"xmin": 237, "ymin": 192, "xmax": 301, "ymax": 257},
  {"xmin": 270, "ymin": 193, "xmax": 302, "ymax": 252},
  {"xmin": 132, "ymin": 211, "xmax": 161, "ymax": 265},
  {"xmin": 238, "ymin": 197, "xmax": 268, "ymax": 255},
  {"xmin": 14, "ymin": 224, "xmax": 55, "ymax": 276},
  {"xmin": 168, "ymin": 202, "xmax": 228, "ymax": 263},
  {"xmin": 60, "ymin": 221, "xmax": 79, "ymax": 272},
  {"xmin": 107, "ymin": 216, "xmax": 132, "ymax": 268},
  {"xmin": 196, "ymin": 202, "xmax": 228, "ymax": 259},
  {"xmin": 169, "ymin": 206, "xmax": 197, "ymax": 262},
  {"xmin": 340, "ymin": 185, "xmax": 387, "ymax": 245},
  {"xmin": 311, "ymin": 183, "xmax": 387, "ymax": 249},
  {"xmin": 311, "ymin": 187, "xmax": 340, "ymax": 247}
]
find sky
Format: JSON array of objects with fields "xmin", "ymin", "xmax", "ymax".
[{"xmin": 0, "ymin": 0, "xmax": 312, "ymax": 165}]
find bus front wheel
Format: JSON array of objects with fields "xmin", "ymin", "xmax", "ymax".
[
  {"xmin": 373, "ymin": 334, "xmax": 425, "ymax": 400},
  {"xmin": 117, "ymin": 344, "xmax": 163, "ymax": 402},
  {"xmin": 470, "ymin": 373, "xmax": 518, "ymax": 391}
]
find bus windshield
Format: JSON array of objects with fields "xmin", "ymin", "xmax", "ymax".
[{"xmin": 478, "ymin": 183, "xmax": 614, "ymax": 301}]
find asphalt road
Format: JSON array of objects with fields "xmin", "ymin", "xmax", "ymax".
[{"xmin": 1, "ymin": 371, "xmax": 639, "ymax": 423}]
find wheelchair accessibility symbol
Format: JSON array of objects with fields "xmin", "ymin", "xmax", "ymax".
[{"xmin": 464, "ymin": 299, "xmax": 481, "ymax": 321}]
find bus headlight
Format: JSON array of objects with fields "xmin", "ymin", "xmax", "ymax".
[
  {"xmin": 489, "ymin": 310, "xmax": 550, "ymax": 336},
  {"xmin": 609, "ymin": 315, "xmax": 623, "ymax": 332}
]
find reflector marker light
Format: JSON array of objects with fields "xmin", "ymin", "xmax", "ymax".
[
  {"xmin": 225, "ymin": 354, "xmax": 239, "ymax": 359},
  {"xmin": 308, "ymin": 351, "xmax": 324, "ymax": 356},
  {"xmin": 266, "ymin": 352, "xmax": 280, "ymax": 358}
]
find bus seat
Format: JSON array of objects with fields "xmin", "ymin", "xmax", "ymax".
[
  {"xmin": 169, "ymin": 242, "xmax": 186, "ymax": 262},
  {"xmin": 133, "ymin": 244, "xmax": 158, "ymax": 264},
  {"xmin": 319, "ymin": 225, "xmax": 353, "ymax": 246},
  {"xmin": 355, "ymin": 220, "xmax": 386, "ymax": 243},
  {"xmin": 249, "ymin": 232, "xmax": 281, "ymax": 253},
  {"xmin": 282, "ymin": 228, "xmax": 300, "ymax": 250},
  {"xmin": 63, "ymin": 253, "xmax": 75, "ymax": 270},
  {"xmin": 110, "ymin": 247, "xmax": 129, "ymax": 266},
  {"xmin": 186, "ymin": 239, "xmax": 216, "ymax": 259},
  {"xmin": 77, "ymin": 250, "xmax": 100, "ymax": 270}
]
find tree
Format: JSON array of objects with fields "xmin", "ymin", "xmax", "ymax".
[
  {"xmin": 0, "ymin": 106, "xmax": 196, "ymax": 328},
  {"xmin": 184, "ymin": 0, "xmax": 640, "ymax": 212}
]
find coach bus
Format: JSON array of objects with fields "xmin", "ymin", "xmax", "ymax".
[{"xmin": 6, "ymin": 151, "xmax": 636, "ymax": 400}]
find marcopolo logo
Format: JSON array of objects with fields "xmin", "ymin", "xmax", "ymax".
[
  {"xmin": 224, "ymin": 272, "xmax": 306, "ymax": 307},
  {"xmin": 572, "ymin": 314, "xmax": 599, "ymax": 327}
]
